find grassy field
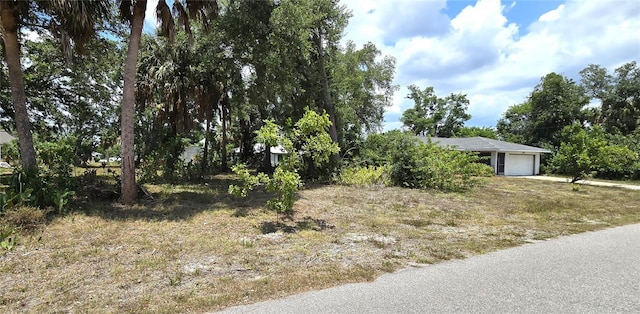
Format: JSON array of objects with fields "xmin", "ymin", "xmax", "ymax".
[{"xmin": 1, "ymin": 175, "xmax": 639, "ymax": 313}]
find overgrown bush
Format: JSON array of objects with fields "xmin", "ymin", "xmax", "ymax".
[
  {"xmin": 229, "ymin": 109, "xmax": 337, "ymax": 217},
  {"xmin": 354, "ymin": 131, "xmax": 493, "ymax": 191},
  {"xmin": 0, "ymin": 140, "xmax": 20, "ymax": 166},
  {"xmin": 356, "ymin": 130, "xmax": 409, "ymax": 167},
  {"xmin": 37, "ymin": 140, "xmax": 76, "ymax": 188},
  {"xmin": 548, "ymin": 124, "xmax": 639, "ymax": 182},
  {"xmin": 2, "ymin": 169, "xmax": 74, "ymax": 214},
  {"xmin": 390, "ymin": 139, "xmax": 492, "ymax": 191},
  {"xmin": 0, "ymin": 138, "xmax": 79, "ymax": 214},
  {"xmin": 337, "ymin": 165, "xmax": 391, "ymax": 187}
]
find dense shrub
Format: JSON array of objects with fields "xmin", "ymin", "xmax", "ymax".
[
  {"xmin": 337, "ymin": 165, "xmax": 391, "ymax": 187},
  {"xmin": 355, "ymin": 131, "xmax": 493, "ymax": 191},
  {"xmin": 356, "ymin": 130, "xmax": 410, "ymax": 167},
  {"xmin": 389, "ymin": 140, "xmax": 493, "ymax": 191},
  {"xmin": 548, "ymin": 124, "xmax": 639, "ymax": 182},
  {"xmin": 0, "ymin": 138, "xmax": 79, "ymax": 214},
  {"xmin": 0, "ymin": 140, "xmax": 20, "ymax": 166}
]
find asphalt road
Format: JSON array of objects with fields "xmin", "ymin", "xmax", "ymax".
[{"xmin": 218, "ymin": 224, "xmax": 640, "ymax": 313}]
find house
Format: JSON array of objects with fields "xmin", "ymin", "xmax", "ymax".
[
  {"xmin": 421, "ymin": 136, "xmax": 551, "ymax": 176},
  {"xmin": 233, "ymin": 143, "xmax": 288, "ymax": 167}
]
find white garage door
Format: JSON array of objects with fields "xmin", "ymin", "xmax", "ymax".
[{"xmin": 506, "ymin": 154, "xmax": 535, "ymax": 176}]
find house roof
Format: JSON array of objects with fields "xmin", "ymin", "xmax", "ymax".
[
  {"xmin": 421, "ymin": 136, "xmax": 551, "ymax": 153},
  {"xmin": 0, "ymin": 131, "xmax": 15, "ymax": 144}
]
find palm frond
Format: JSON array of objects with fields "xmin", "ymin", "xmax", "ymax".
[{"xmin": 156, "ymin": 0, "xmax": 175, "ymax": 43}]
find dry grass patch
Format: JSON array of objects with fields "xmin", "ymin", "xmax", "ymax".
[{"xmin": 1, "ymin": 175, "xmax": 639, "ymax": 313}]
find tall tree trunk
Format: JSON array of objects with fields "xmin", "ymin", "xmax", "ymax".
[
  {"xmin": 121, "ymin": 0, "xmax": 147, "ymax": 205},
  {"xmin": 313, "ymin": 33, "xmax": 339, "ymax": 144},
  {"xmin": 1, "ymin": 3, "xmax": 37, "ymax": 171},
  {"xmin": 220, "ymin": 95, "xmax": 228, "ymax": 171}
]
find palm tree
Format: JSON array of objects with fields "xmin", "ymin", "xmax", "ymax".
[
  {"xmin": 119, "ymin": 0, "xmax": 217, "ymax": 204},
  {"xmin": 0, "ymin": 0, "xmax": 109, "ymax": 171}
]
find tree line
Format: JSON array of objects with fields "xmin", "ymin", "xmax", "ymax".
[
  {"xmin": 1, "ymin": 0, "xmax": 397, "ymax": 205},
  {"xmin": 1, "ymin": 1, "xmax": 637, "ymax": 210},
  {"xmin": 399, "ymin": 61, "xmax": 640, "ymax": 181}
]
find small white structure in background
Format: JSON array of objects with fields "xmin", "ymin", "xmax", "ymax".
[
  {"xmin": 0, "ymin": 161, "xmax": 11, "ymax": 168},
  {"xmin": 0, "ymin": 130, "xmax": 16, "ymax": 161},
  {"xmin": 233, "ymin": 143, "xmax": 289, "ymax": 166},
  {"xmin": 268, "ymin": 145, "xmax": 288, "ymax": 166},
  {"xmin": 91, "ymin": 152, "xmax": 104, "ymax": 160},
  {"xmin": 182, "ymin": 139, "xmax": 206, "ymax": 164},
  {"xmin": 182, "ymin": 145, "xmax": 203, "ymax": 164},
  {"xmin": 423, "ymin": 136, "xmax": 551, "ymax": 176}
]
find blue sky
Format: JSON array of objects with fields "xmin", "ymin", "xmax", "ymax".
[
  {"xmin": 341, "ymin": 0, "xmax": 640, "ymax": 130},
  {"xmin": 145, "ymin": 0, "xmax": 640, "ymax": 131}
]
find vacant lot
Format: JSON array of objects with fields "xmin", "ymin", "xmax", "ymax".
[{"xmin": 1, "ymin": 176, "xmax": 639, "ymax": 313}]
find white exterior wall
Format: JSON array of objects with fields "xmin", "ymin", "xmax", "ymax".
[{"xmin": 270, "ymin": 153, "xmax": 288, "ymax": 166}]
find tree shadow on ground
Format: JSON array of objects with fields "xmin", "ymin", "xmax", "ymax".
[
  {"xmin": 258, "ymin": 216, "xmax": 335, "ymax": 234},
  {"xmin": 76, "ymin": 174, "xmax": 276, "ymax": 222}
]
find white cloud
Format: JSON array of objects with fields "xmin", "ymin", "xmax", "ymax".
[
  {"xmin": 538, "ymin": 4, "xmax": 564, "ymax": 22},
  {"xmin": 341, "ymin": 0, "xmax": 640, "ymax": 129}
]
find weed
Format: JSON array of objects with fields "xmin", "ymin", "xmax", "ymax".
[
  {"xmin": 240, "ymin": 237, "xmax": 255, "ymax": 248},
  {"xmin": 53, "ymin": 189, "xmax": 75, "ymax": 214},
  {"xmin": 571, "ymin": 183, "xmax": 581, "ymax": 192},
  {"xmin": 337, "ymin": 165, "xmax": 391, "ymax": 187},
  {"xmin": 167, "ymin": 271, "xmax": 184, "ymax": 287},
  {"xmin": 0, "ymin": 226, "xmax": 17, "ymax": 252}
]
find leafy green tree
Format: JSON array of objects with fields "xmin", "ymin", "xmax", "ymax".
[
  {"xmin": 332, "ymin": 41, "xmax": 398, "ymax": 151},
  {"xmin": 136, "ymin": 33, "xmax": 214, "ymax": 179},
  {"xmin": 496, "ymin": 102, "xmax": 532, "ymax": 144},
  {"xmin": 306, "ymin": 0, "xmax": 350, "ymax": 146},
  {"xmin": 528, "ymin": 73, "xmax": 589, "ymax": 148},
  {"xmin": 3, "ymin": 35, "xmax": 124, "ymax": 165},
  {"xmin": 549, "ymin": 123, "xmax": 638, "ymax": 182},
  {"xmin": 580, "ymin": 61, "xmax": 640, "ymax": 135},
  {"xmin": 401, "ymin": 85, "xmax": 471, "ymax": 137},
  {"xmin": 229, "ymin": 108, "xmax": 338, "ymax": 216},
  {"xmin": 497, "ymin": 73, "xmax": 589, "ymax": 148},
  {"xmin": 0, "ymin": 0, "xmax": 110, "ymax": 171}
]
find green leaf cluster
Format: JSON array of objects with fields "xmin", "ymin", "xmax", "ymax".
[
  {"xmin": 401, "ymin": 85, "xmax": 471, "ymax": 137},
  {"xmin": 229, "ymin": 108, "xmax": 338, "ymax": 215},
  {"xmin": 336, "ymin": 165, "xmax": 390, "ymax": 187},
  {"xmin": 355, "ymin": 131, "xmax": 492, "ymax": 191},
  {"xmin": 0, "ymin": 226, "xmax": 17, "ymax": 253},
  {"xmin": 549, "ymin": 124, "xmax": 639, "ymax": 182}
]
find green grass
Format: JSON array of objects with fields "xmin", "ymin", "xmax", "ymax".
[{"xmin": 1, "ymin": 175, "xmax": 639, "ymax": 313}]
